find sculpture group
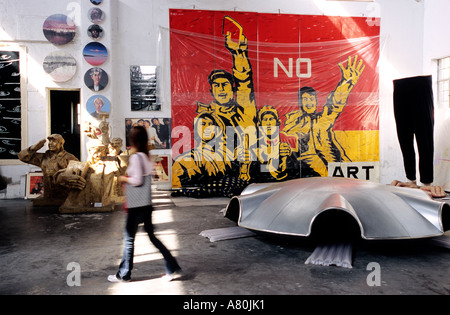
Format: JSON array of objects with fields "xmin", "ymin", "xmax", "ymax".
[{"xmin": 19, "ymin": 120, "xmax": 129, "ymax": 213}]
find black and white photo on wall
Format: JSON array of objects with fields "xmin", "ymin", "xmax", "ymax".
[
  {"xmin": 0, "ymin": 50, "xmax": 21, "ymax": 160},
  {"xmin": 130, "ymin": 65, "xmax": 161, "ymax": 111}
]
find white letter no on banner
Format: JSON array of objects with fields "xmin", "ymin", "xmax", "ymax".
[{"xmin": 274, "ymin": 58, "xmax": 311, "ymax": 78}]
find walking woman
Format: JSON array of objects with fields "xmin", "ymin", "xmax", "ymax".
[{"xmin": 108, "ymin": 126, "xmax": 182, "ymax": 282}]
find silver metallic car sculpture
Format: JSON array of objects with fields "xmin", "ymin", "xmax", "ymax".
[{"xmin": 224, "ymin": 177, "xmax": 450, "ymax": 240}]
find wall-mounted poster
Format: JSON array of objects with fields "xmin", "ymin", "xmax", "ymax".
[
  {"xmin": 90, "ymin": 0, "xmax": 103, "ymax": 5},
  {"xmin": 26, "ymin": 172, "xmax": 44, "ymax": 199},
  {"xmin": 43, "ymin": 14, "xmax": 76, "ymax": 45},
  {"xmin": 0, "ymin": 50, "xmax": 21, "ymax": 160},
  {"xmin": 169, "ymin": 10, "xmax": 381, "ymax": 190},
  {"xmin": 84, "ymin": 67, "xmax": 108, "ymax": 91},
  {"xmin": 43, "ymin": 51, "xmax": 77, "ymax": 82},
  {"xmin": 88, "ymin": 7, "xmax": 105, "ymax": 23},
  {"xmin": 83, "ymin": 42, "xmax": 108, "ymax": 66},
  {"xmin": 152, "ymin": 155, "xmax": 170, "ymax": 182},
  {"xmin": 130, "ymin": 65, "xmax": 160, "ymax": 111},
  {"xmin": 87, "ymin": 95, "xmax": 110, "ymax": 119},
  {"xmin": 87, "ymin": 24, "xmax": 104, "ymax": 40},
  {"xmin": 125, "ymin": 118, "xmax": 171, "ymax": 149}
]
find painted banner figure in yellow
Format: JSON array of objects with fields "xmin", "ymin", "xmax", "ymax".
[
  {"xmin": 249, "ymin": 105, "xmax": 298, "ymax": 182},
  {"xmin": 172, "ymin": 112, "xmax": 236, "ymax": 188},
  {"xmin": 196, "ymin": 16, "xmax": 258, "ymax": 183},
  {"xmin": 282, "ymin": 55, "xmax": 365, "ymax": 177}
]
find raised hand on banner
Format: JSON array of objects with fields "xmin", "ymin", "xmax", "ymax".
[
  {"xmin": 223, "ymin": 16, "xmax": 251, "ymax": 74},
  {"xmin": 225, "ymin": 29, "xmax": 247, "ymax": 53},
  {"xmin": 339, "ymin": 55, "xmax": 365, "ymax": 87},
  {"xmin": 223, "ymin": 16, "xmax": 247, "ymax": 53},
  {"xmin": 331, "ymin": 55, "xmax": 365, "ymax": 109}
]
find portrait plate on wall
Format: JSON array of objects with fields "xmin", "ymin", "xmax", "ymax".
[
  {"xmin": 87, "ymin": 24, "xmax": 104, "ymax": 40},
  {"xmin": 83, "ymin": 42, "xmax": 108, "ymax": 66},
  {"xmin": 84, "ymin": 67, "xmax": 108, "ymax": 92},
  {"xmin": 86, "ymin": 95, "xmax": 110, "ymax": 119},
  {"xmin": 43, "ymin": 14, "xmax": 76, "ymax": 45},
  {"xmin": 88, "ymin": 7, "xmax": 105, "ymax": 23},
  {"xmin": 43, "ymin": 51, "xmax": 77, "ymax": 82}
]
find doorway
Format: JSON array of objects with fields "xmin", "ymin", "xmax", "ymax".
[{"xmin": 49, "ymin": 90, "xmax": 81, "ymax": 160}]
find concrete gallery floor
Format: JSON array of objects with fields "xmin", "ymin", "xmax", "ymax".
[{"xmin": 0, "ymin": 190, "xmax": 449, "ymax": 296}]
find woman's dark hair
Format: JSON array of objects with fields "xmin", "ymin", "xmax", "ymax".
[{"xmin": 128, "ymin": 126, "xmax": 149, "ymax": 156}]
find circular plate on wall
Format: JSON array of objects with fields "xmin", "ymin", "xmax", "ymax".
[
  {"xmin": 86, "ymin": 95, "xmax": 111, "ymax": 119},
  {"xmin": 83, "ymin": 42, "xmax": 108, "ymax": 66},
  {"xmin": 43, "ymin": 51, "xmax": 77, "ymax": 82},
  {"xmin": 87, "ymin": 24, "xmax": 104, "ymax": 40},
  {"xmin": 84, "ymin": 67, "xmax": 108, "ymax": 92},
  {"xmin": 88, "ymin": 7, "xmax": 105, "ymax": 23},
  {"xmin": 43, "ymin": 14, "xmax": 76, "ymax": 45}
]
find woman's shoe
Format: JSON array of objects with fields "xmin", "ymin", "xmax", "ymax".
[
  {"xmin": 162, "ymin": 270, "xmax": 183, "ymax": 282},
  {"xmin": 107, "ymin": 274, "xmax": 130, "ymax": 283}
]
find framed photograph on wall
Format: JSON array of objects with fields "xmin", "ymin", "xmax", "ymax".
[
  {"xmin": 125, "ymin": 118, "xmax": 171, "ymax": 149},
  {"xmin": 130, "ymin": 65, "xmax": 161, "ymax": 111},
  {"xmin": 152, "ymin": 155, "xmax": 170, "ymax": 182},
  {"xmin": 26, "ymin": 172, "xmax": 44, "ymax": 199}
]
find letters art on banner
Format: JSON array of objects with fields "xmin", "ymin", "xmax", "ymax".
[{"xmin": 169, "ymin": 10, "xmax": 380, "ymax": 193}]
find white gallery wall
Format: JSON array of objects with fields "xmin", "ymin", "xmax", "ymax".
[
  {"xmin": 423, "ymin": 0, "xmax": 450, "ymax": 189},
  {"xmin": 0, "ymin": 0, "xmax": 448, "ymax": 198}
]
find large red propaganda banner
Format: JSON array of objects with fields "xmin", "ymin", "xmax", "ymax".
[{"xmin": 169, "ymin": 9, "xmax": 380, "ymax": 189}]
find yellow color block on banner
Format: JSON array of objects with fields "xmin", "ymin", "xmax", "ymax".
[{"xmin": 334, "ymin": 130, "xmax": 379, "ymax": 162}]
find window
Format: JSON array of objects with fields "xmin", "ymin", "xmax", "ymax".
[{"xmin": 437, "ymin": 56, "xmax": 450, "ymax": 108}]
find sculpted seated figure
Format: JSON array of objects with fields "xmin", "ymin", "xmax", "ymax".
[
  {"xmin": 55, "ymin": 139, "xmax": 127, "ymax": 213},
  {"xmin": 18, "ymin": 134, "xmax": 79, "ymax": 205}
]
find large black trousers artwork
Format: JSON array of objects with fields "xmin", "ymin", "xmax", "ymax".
[{"xmin": 393, "ymin": 75, "xmax": 434, "ymax": 184}]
